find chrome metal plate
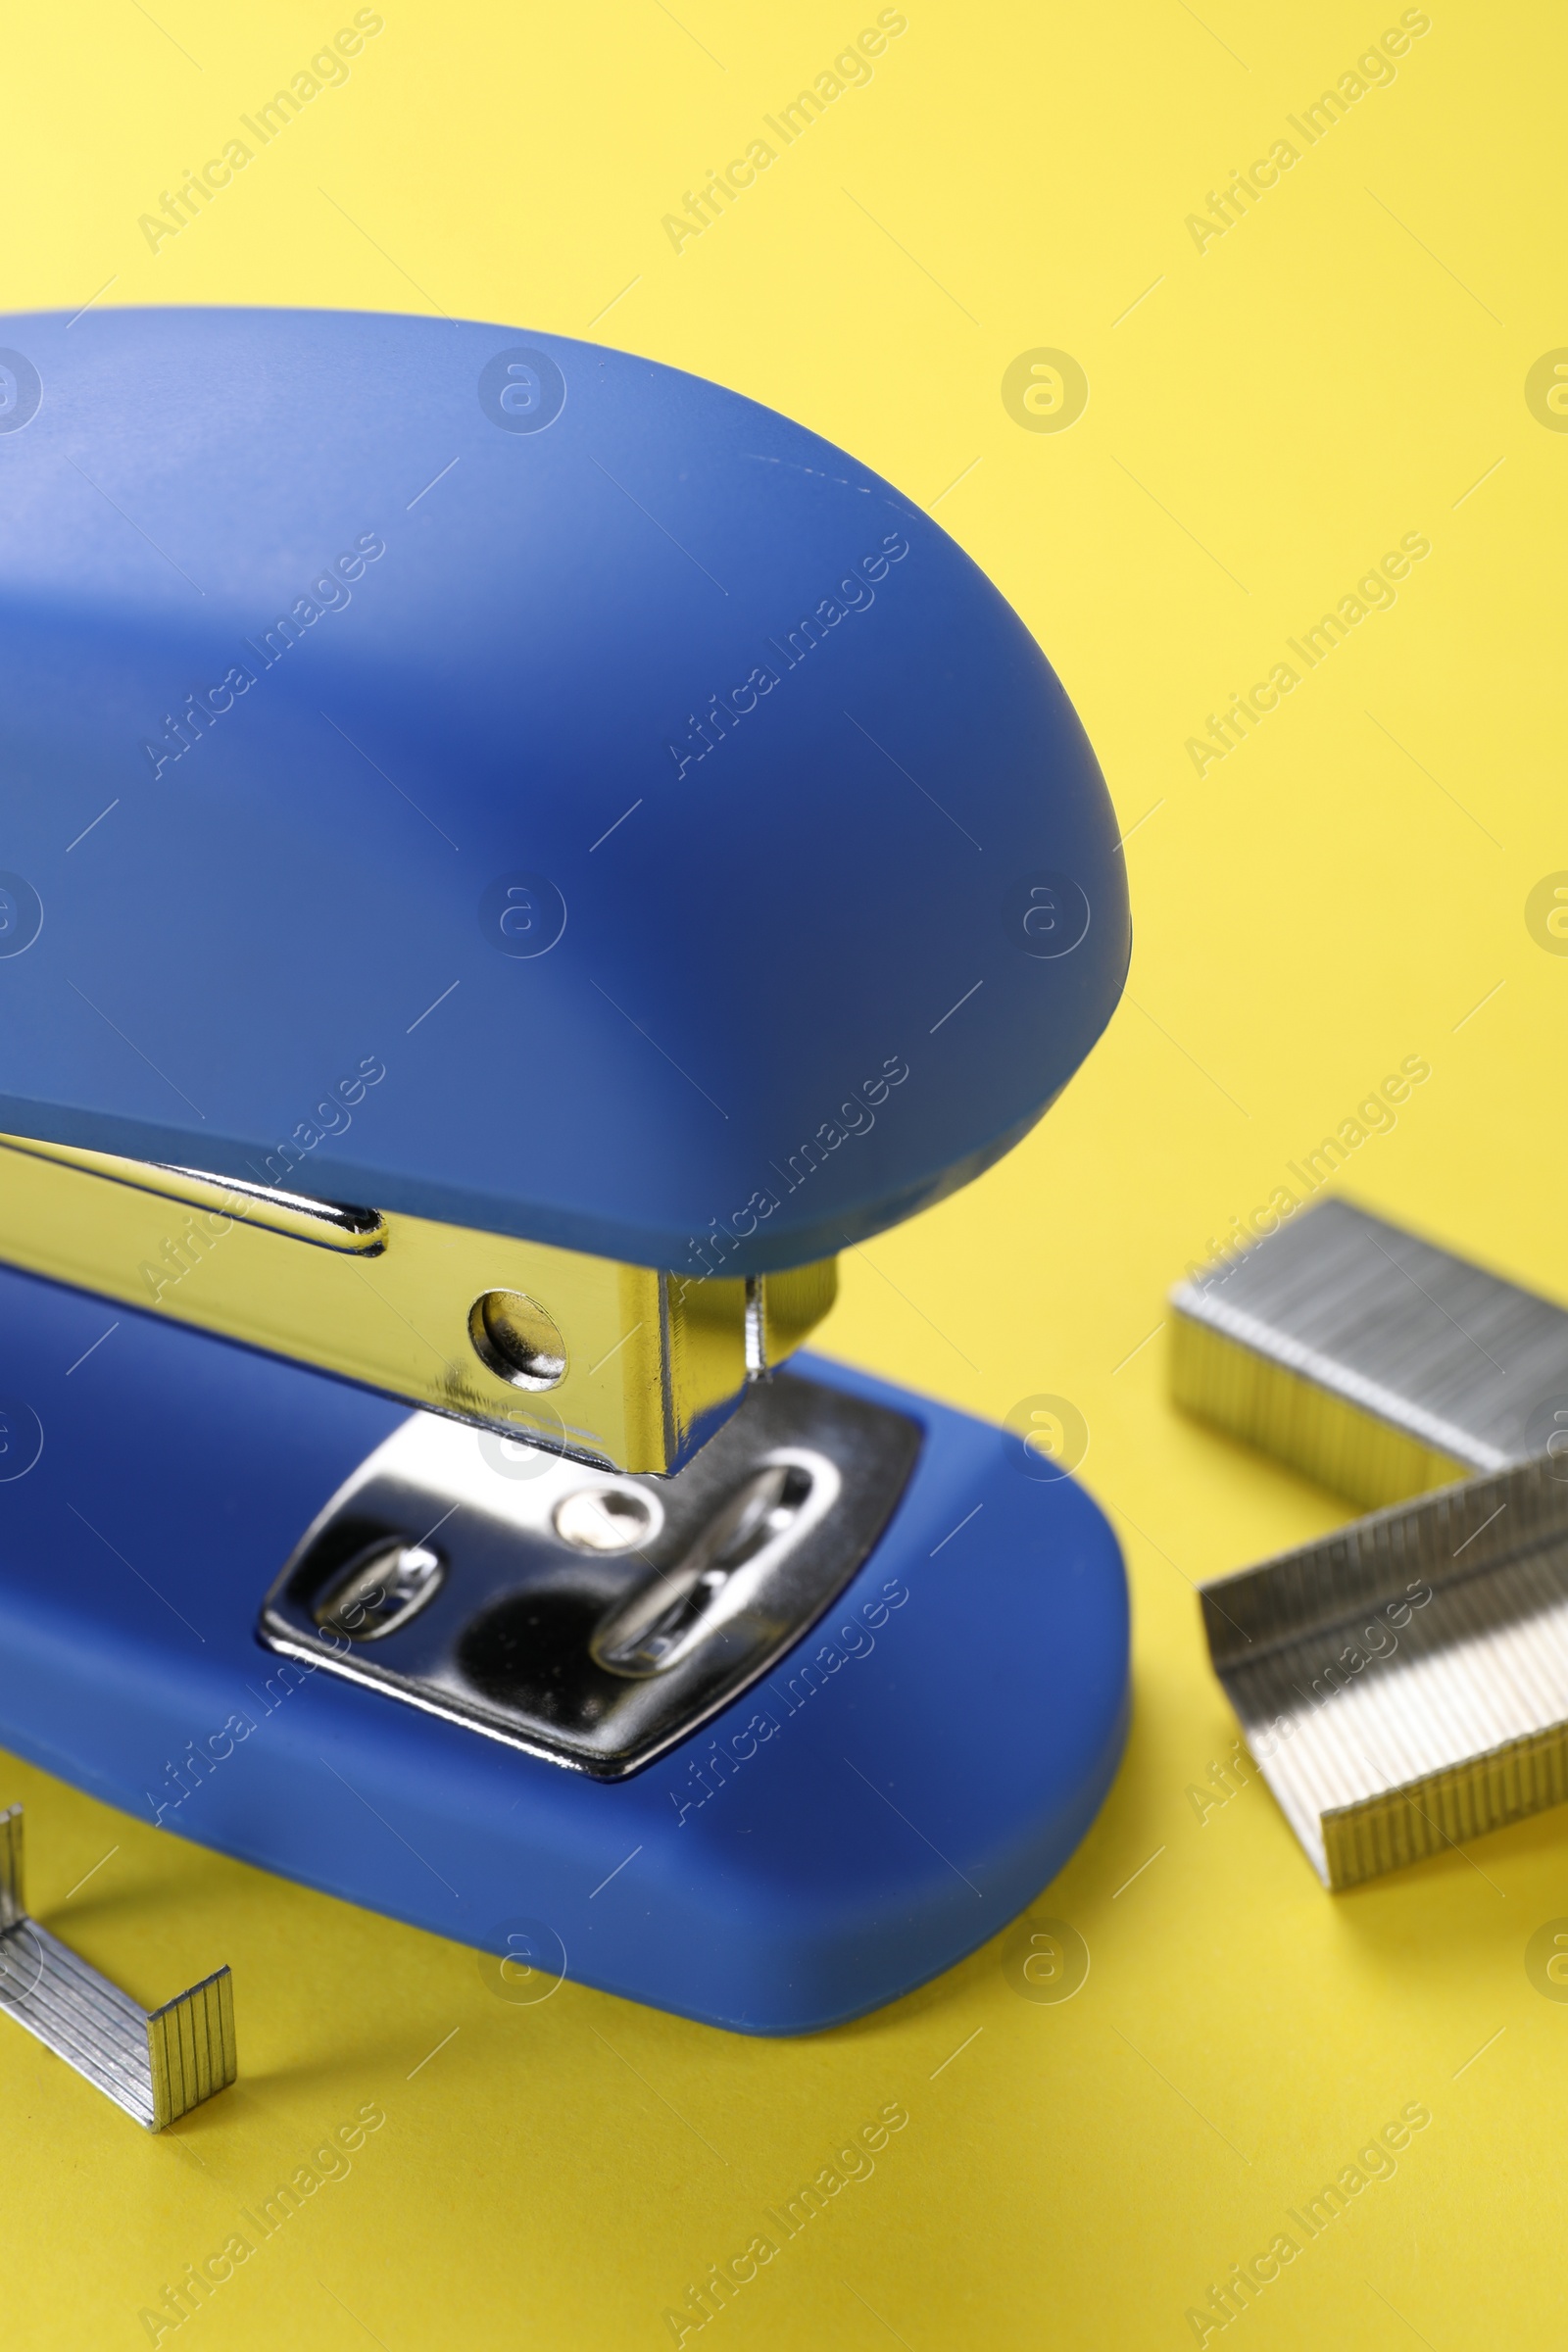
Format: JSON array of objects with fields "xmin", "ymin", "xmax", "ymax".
[{"xmin": 259, "ymin": 1373, "xmax": 920, "ymax": 1779}]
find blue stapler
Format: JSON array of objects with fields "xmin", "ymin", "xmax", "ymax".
[{"xmin": 0, "ymin": 308, "xmax": 1129, "ymax": 2034}]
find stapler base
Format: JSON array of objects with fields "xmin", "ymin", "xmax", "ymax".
[{"xmin": 0, "ymin": 1265, "xmax": 1129, "ymax": 2033}]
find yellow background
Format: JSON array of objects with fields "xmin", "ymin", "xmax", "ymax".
[{"xmin": 5, "ymin": 2, "xmax": 1565, "ymax": 2344}]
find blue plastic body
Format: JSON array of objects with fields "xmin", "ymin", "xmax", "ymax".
[
  {"xmin": 0, "ymin": 1264, "xmax": 1129, "ymax": 2033},
  {"xmin": 0, "ymin": 306, "xmax": 1128, "ymax": 1275}
]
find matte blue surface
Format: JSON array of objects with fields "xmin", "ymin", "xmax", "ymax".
[
  {"xmin": 0, "ymin": 1264, "xmax": 1129, "ymax": 2034},
  {"xmin": 0, "ymin": 306, "xmax": 1128, "ymax": 1275}
]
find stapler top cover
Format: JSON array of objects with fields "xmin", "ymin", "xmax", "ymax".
[{"xmin": 0, "ymin": 307, "xmax": 1128, "ymax": 1272}]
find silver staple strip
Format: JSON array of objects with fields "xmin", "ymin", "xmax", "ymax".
[
  {"xmin": 0, "ymin": 1807, "xmax": 235, "ymax": 2128},
  {"xmin": 1184, "ymin": 1201, "xmax": 1568, "ymax": 1888},
  {"xmin": 1199, "ymin": 1455, "xmax": 1568, "ymax": 1889},
  {"xmin": 1171, "ymin": 1197, "xmax": 1568, "ymax": 1509}
]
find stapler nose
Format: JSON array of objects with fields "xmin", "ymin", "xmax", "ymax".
[{"xmin": 0, "ymin": 1128, "xmax": 835, "ymax": 1473}]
